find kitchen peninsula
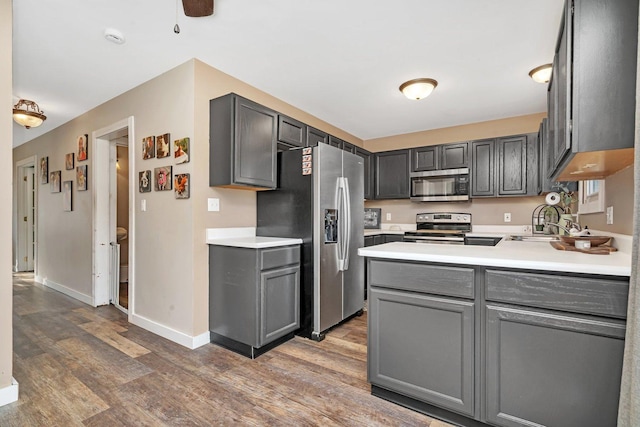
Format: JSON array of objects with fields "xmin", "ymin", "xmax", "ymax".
[{"xmin": 358, "ymin": 239, "xmax": 631, "ymax": 427}]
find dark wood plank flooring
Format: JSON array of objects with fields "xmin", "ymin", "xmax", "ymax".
[{"xmin": 1, "ymin": 273, "xmax": 451, "ymax": 426}]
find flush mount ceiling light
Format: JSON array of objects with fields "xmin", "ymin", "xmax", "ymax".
[
  {"xmin": 13, "ymin": 99, "xmax": 47, "ymax": 129},
  {"xmin": 104, "ymin": 28, "xmax": 126, "ymax": 44},
  {"xmin": 399, "ymin": 78, "xmax": 438, "ymax": 100},
  {"xmin": 529, "ymin": 64, "xmax": 553, "ymax": 83}
]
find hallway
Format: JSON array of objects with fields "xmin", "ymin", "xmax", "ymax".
[{"xmin": 0, "ymin": 273, "xmax": 445, "ymax": 426}]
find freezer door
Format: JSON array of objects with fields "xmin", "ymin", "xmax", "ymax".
[
  {"xmin": 342, "ymin": 150, "xmax": 365, "ymax": 318},
  {"xmin": 314, "ymin": 144, "xmax": 345, "ymax": 334}
]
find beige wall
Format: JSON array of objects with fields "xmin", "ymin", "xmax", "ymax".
[
  {"xmin": 1, "ymin": 0, "xmax": 13, "ymax": 391},
  {"xmin": 365, "ymin": 113, "xmax": 546, "ymax": 152},
  {"xmin": 578, "ymin": 165, "xmax": 634, "ymax": 235}
]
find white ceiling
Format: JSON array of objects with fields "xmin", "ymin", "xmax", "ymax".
[{"xmin": 12, "ymin": 0, "xmax": 564, "ymax": 148}]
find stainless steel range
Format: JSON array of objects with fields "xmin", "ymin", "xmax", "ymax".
[{"xmin": 403, "ymin": 212, "xmax": 471, "ymax": 244}]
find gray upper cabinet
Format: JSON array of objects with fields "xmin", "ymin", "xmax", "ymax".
[
  {"xmin": 354, "ymin": 146, "xmax": 374, "ymax": 200},
  {"xmin": 374, "ymin": 149, "xmax": 410, "ymax": 199},
  {"xmin": 411, "ymin": 146, "xmax": 439, "ymax": 172},
  {"xmin": 306, "ymin": 126, "xmax": 328, "ymax": 147},
  {"xmin": 441, "ymin": 142, "xmax": 468, "ymax": 169},
  {"xmin": 497, "ymin": 135, "xmax": 527, "ymax": 196},
  {"xmin": 210, "ymin": 93, "xmax": 278, "ymax": 189},
  {"xmin": 328, "ymin": 135, "xmax": 343, "ymax": 149},
  {"xmin": 470, "ymin": 139, "xmax": 496, "ymax": 197},
  {"xmin": 342, "ymin": 141, "xmax": 356, "ymax": 154},
  {"xmin": 277, "ymin": 115, "xmax": 307, "ymax": 150},
  {"xmin": 547, "ymin": 0, "xmax": 638, "ymax": 180}
]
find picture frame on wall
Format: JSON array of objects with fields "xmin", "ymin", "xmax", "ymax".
[
  {"xmin": 77, "ymin": 134, "xmax": 88, "ymax": 161},
  {"xmin": 40, "ymin": 156, "xmax": 49, "ymax": 184},
  {"xmin": 174, "ymin": 137, "xmax": 189, "ymax": 164},
  {"xmin": 63, "ymin": 181, "xmax": 72, "ymax": 212},
  {"xmin": 142, "ymin": 136, "xmax": 155, "ymax": 160},
  {"xmin": 50, "ymin": 171, "xmax": 61, "ymax": 193},
  {"xmin": 156, "ymin": 133, "xmax": 170, "ymax": 158},
  {"xmin": 174, "ymin": 173, "xmax": 189, "ymax": 199},
  {"xmin": 139, "ymin": 170, "xmax": 151, "ymax": 193},
  {"xmin": 77, "ymin": 165, "xmax": 88, "ymax": 191},
  {"xmin": 65, "ymin": 153, "xmax": 75, "ymax": 170},
  {"xmin": 154, "ymin": 166, "xmax": 172, "ymax": 191}
]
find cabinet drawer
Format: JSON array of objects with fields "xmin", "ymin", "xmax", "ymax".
[
  {"xmin": 260, "ymin": 246, "xmax": 300, "ymax": 270},
  {"xmin": 485, "ymin": 269, "xmax": 629, "ymax": 318},
  {"xmin": 368, "ymin": 260, "xmax": 474, "ymax": 298}
]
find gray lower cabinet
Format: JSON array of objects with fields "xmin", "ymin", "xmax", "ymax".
[
  {"xmin": 485, "ymin": 304, "xmax": 625, "ymax": 427},
  {"xmin": 209, "ymin": 244, "xmax": 300, "ymax": 358},
  {"xmin": 368, "ymin": 287, "xmax": 475, "ymax": 416}
]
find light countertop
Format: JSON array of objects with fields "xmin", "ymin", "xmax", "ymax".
[
  {"xmin": 206, "ymin": 227, "xmax": 302, "ymax": 249},
  {"xmin": 358, "ymin": 240, "xmax": 632, "ymax": 277}
]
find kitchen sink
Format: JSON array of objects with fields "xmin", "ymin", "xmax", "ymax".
[{"xmin": 506, "ymin": 235, "xmax": 560, "ymax": 242}]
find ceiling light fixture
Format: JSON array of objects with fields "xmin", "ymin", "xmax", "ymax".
[
  {"xmin": 528, "ymin": 64, "xmax": 552, "ymax": 83},
  {"xmin": 399, "ymin": 78, "xmax": 438, "ymax": 100},
  {"xmin": 13, "ymin": 99, "xmax": 47, "ymax": 129}
]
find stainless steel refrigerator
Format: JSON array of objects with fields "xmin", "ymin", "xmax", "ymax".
[{"xmin": 257, "ymin": 143, "xmax": 364, "ymax": 341}]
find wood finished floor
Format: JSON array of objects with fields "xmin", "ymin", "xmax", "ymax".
[{"xmin": 1, "ymin": 273, "xmax": 452, "ymax": 426}]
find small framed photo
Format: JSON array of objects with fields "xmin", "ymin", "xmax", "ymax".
[
  {"xmin": 174, "ymin": 137, "xmax": 189, "ymax": 164},
  {"xmin": 174, "ymin": 173, "xmax": 190, "ymax": 199},
  {"xmin": 40, "ymin": 156, "xmax": 49, "ymax": 184},
  {"xmin": 76, "ymin": 165, "xmax": 88, "ymax": 191},
  {"xmin": 142, "ymin": 136, "xmax": 155, "ymax": 160},
  {"xmin": 77, "ymin": 134, "xmax": 88, "ymax": 161},
  {"xmin": 50, "ymin": 171, "xmax": 61, "ymax": 193},
  {"xmin": 156, "ymin": 133, "xmax": 170, "ymax": 158},
  {"xmin": 63, "ymin": 181, "xmax": 72, "ymax": 212},
  {"xmin": 65, "ymin": 153, "xmax": 75, "ymax": 170},
  {"xmin": 139, "ymin": 170, "xmax": 151, "ymax": 193},
  {"xmin": 154, "ymin": 166, "xmax": 172, "ymax": 191}
]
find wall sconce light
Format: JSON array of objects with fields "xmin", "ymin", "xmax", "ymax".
[
  {"xmin": 528, "ymin": 64, "xmax": 553, "ymax": 83},
  {"xmin": 399, "ymin": 78, "xmax": 438, "ymax": 100},
  {"xmin": 13, "ymin": 99, "xmax": 47, "ymax": 129}
]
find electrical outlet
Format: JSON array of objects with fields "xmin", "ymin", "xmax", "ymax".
[
  {"xmin": 386, "ymin": 213, "xmax": 391, "ymax": 221},
  {"xmin": 504, "ymin": 213, "xmax": 511, "ymax": 223},
  {"xmin": 523, "ymin": 225, "xmax": 532, "ymax": 233},
  {"xmin": 208, "ymin": 198, "xmax": 220, "ymax": 212},
  {"xmin": 606, "ymin": 206, "xmax": 614, "ymax": 224}
]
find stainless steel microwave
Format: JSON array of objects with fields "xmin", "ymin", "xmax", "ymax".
[{"xmin": 410, "ymin": 168, "xmax": 470, "ymax": 202}]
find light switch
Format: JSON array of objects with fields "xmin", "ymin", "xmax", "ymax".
[
  {"xmin": 208, "ymin": 198, "xmax": 220, "ymax": 212},
  {"xmin": 141, "ymin": 199, "xmax": 147, "ymax": 211}
]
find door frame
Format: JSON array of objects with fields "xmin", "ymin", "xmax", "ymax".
[
  {"xmin": 14, "ymin": 156, "xmax": 38, "ymax": 273},
  {"xmin": 92, "ymin": 117, "xmax": 135, "ymax": 320}
]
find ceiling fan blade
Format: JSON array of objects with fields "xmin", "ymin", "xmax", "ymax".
[{"xmin": 182, "ymin": 0, "xmax": 214, "ymax": 17}]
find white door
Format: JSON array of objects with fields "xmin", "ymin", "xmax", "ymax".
[{"xmin": 16, "ymin": 162, "xmax": 36, "ymax": 272}]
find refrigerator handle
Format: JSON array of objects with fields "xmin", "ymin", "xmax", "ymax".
[{"xmin": 337, "ymin": 177, "xmax": 350, "ymax": 271}]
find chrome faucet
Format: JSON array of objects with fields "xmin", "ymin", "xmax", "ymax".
[{"xmin": 546, "ymin": 221, "xmax": 582, "ymax": 235}]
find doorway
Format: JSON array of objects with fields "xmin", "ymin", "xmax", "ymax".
[
  {"xmin": 15, "ymin": 157, "xmax": 37, "ymax": 272},
  {"xmin": 92, "ymin": 117, "xmax": 135, "ymax": 318}
]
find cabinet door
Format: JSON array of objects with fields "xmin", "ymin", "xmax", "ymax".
[
  {"xmin": 411, "ymin": 146, "xmax": 439, "ymax": 172},
  {"xmin": 364, "ymin": 236, "xmax": 375, "ymax": 247},
  {"xmin": 368, "ymin": 287, "xmax": 475, "ymax": 416},
  {"xmin": 354, "ymin": 146, "xmax": 373, "ymax": 200},
  {"xmin": 259, "ymin": 265, "xmax": 300, "ymax": 347},
  {"xmin": 307, "ymin": 126, "xmax": 328, "ymax": 147},
  {"xmin": 277, "ymin": 115, "xmax": 306, "ymax": 149},
  {"xmin": 551, "ymin": 3, "xmax": 572, "ymax": 174},
  {"xmin": 486, "ymin": 304, "xmax": 625, "ymax": 427},
  {"xmin": 441, "ymin": 142, "xmax": 468, "ymax": 169},
  {"xmin": 383, "ymin": 234, "xmax": 403, "ymax": 243},
  {"xmin": 497, "ymin": 135, "xmax": 527, "ymax": 196},
  {"xmin": 373, "ymin": 235, "xmax": 383, "ymax": 246},
  {"xmin": 342, "ymin": 142, "xmax": 357, "ymax": 154},
  {"xmin": 234, "ymin": 97, "xmax": 278, "ymax": 188},
  {"xmin": 374, "ymin": 150, "xmax": 410, "ymax": 199},
  {"xmin": 470, "ymin": 139, "xmax": 495, "ymax": 197},
  {"xmin": 328, "ymin": 135, "xmax": 343, "ymax": 149}
]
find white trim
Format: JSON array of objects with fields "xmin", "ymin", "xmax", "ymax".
[
  {"xmin": 0, "ymin": 378, "xmax": 19, "ymax": 407},
  {"xmin": 578, "ymin": 179, "xmax": 606, "ymax": 214},
  {"xmin": 43, "ymin": 278, "xmax": 93, "ymax": 306},
  {"xmin": 131, "ymin": 314, "xmax": 210, "ymax": 349},
  {"xmin": 14, "ymin": 155, "xmax": 38, "ymax": 274}
]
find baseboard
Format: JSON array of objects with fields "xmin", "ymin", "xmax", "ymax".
[
  {"xmin": 43, "ymin": 279, "xmax": 93, "ymax": 306},
  {"xmin": 0, "ymin": 378, "xmax": 19, "ymax": 407},
  {"xmin": 131, "ymin": 313, "xmax": 210, "ymax": 350},
  {"xmin": 34, "ymin": 275, "xmax": 43, "ymax": 284}
]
